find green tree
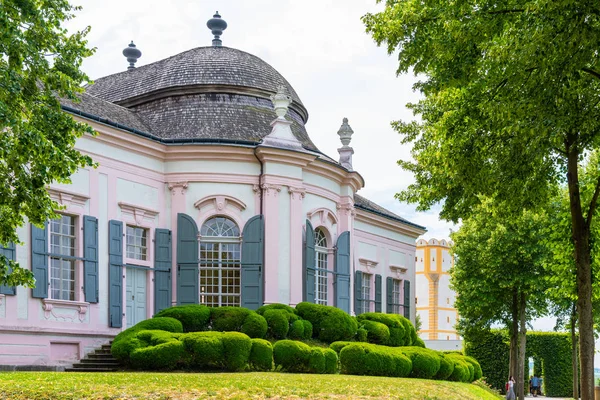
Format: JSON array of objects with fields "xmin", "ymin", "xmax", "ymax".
[
  {"xmin": 0, "ymin": 1, "xmax": 94, "ymax": 287},
  {"xmin": 450, "ymin": 200, "xmax": 548, "ymax": 399},
  {"xmin": 363, "ymin": 2, "xmax": 600, "ymax": 398}
]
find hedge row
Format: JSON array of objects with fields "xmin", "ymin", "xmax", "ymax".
[
  {"xmin": 120, "ymin": 329, "xmax": 273, "ymax": 371},
  {"xmin": 295, "ymin": 302, "xmax": 358, "ymax": 342},
  {"xmin": 331, "ymin": 341, "xmax": 481, "ymax": 383},
  {"xmin": 464, "ymin": 329, "xmax": 574, "ymax": 397},
  {"xmin": 356, "ymin": 313, "xmax": 420, "ymax": 347},
  {"xmin": 273, "ymin": 340, "xmax": 337, "ymax": 374}
]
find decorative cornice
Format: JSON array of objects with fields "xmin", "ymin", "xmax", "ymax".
[
  {"xmin": 337, "ymin": 202, "xmax": 356, "ymax": 216},
  {"xmin": 261, "ymin": 183, "xmax": 282, "ymax": 197},
  {"xmin": 390, "ymin": 265, "xmax": 408, "ymax": 278},
  {"xmin": 194, "ymin": 195, "xmax": 246, "ymax": 212},
  {"xmin": 288, "ymin": 187, "xmax": 306, "ymax": 200},
  {"xmin": 47, "ymin": 187, "xmax": 90, "ymax": 208},
  {"xmin": 359, "ymin": 257, "xmax": 378, "ymax": 273},
  {"xmin": 355, "ymin": 208, "xmax": 426, "ymax": 239},
  {"xmin": 307, "ymin": 207, "xmax": 338, "ymax": 227},
  {"xmin": 167, "ymin": 181, "xmax": 188, "ymax": 195},
  {"xmin": 118, "ymin": 202, "xmax": 160, "ymax": 225}
]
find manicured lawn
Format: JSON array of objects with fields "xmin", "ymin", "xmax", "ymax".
[{"xmin": 0, "ymin": 371, "xmax": 501, "ymax": 399}]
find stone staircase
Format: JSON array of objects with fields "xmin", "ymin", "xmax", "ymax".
[{"xmin": 66, "ymin": 342, "xmax": 121, "ymax": 372}]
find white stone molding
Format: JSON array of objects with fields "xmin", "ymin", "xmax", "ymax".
[
  {"xmin": 167, "ymin": 181, "xmax": 188, "ymax": 195},
  {"xmin": 42, "ymin": 299, "xmax": 89, "ymax": 322},
  {"xmin": 390, "ymin": 265, "xmax": 408, "ymax": 278},
  {"xmin": 307, "ymin": 207, "xmax": 338, "ymax": 227},
  {"xmin": 358, "ymin": 257, "xmax": 378, "ymax": 273},
  {"xmin": 47, "ymin": 187, "xmax": 90, "ymax": 208},
  {"xmin": 118, "ymin": 202, "xmax": 160, "ymax": 226},
  {"xmin": 261, "ymin": 183, "xmax": 282, "ymax": 197},
  {"xmin": 288, "ymin": 187, "xmax": 306, "ymax": 200},
  {"xmin": 0, "ymin": 294, "xmax": 4, "ymax": 307},
  {"xmin": 194, "ymin": 195, "xmax": 247, "ymax": 213},
  {"xmin": 336, "ymin": 203, "xmax": 356, "ymax": 216}
]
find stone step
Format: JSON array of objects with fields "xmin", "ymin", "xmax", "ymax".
[
  {"xmin": 87, "ymin": 353, "xmax": 116, "ymax": 360},
  {"xmin": 80, "ymin": 358, "xmax": 119, "ymax": 365},
  {"xmin": 94, "ymin": 349, "xmax": 112, "ymax": 355},
  {"xmin": 65, "ymin": 367, "xmax": 119, "ymax": 372}
]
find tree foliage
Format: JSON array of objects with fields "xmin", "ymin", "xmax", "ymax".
[
  {"xmin": 363, "ymin": 2, "xmax": 600, "ymax": 397},
  {"xmin": 0, "ymin": 0, "xmax": 95, "ymax": 286}
]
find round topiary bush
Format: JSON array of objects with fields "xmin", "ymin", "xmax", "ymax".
[
  {"xmin": 357, "ymin": 327, "xmax": 368, "ymax": 342},
  {"xmin": 240, "ymin": 312, "xmax": 268, "ymax": 339},
  {"xmin": 273, "ymin": 340, "xmax": 311, "ymax": 372},
  {"xmin": 154, "ymin": 304, "xmax": 211, "ymax": 332},
  {"xmin": 263, "ymin": 309, "xmax": 290, "ymax": 339},
  {"xmin": 308, "ymin": 348, "xmax": 326, "ymax": 374},
  {"xmin": 301, "ymin": 320, "xmax": 313, "ymax": 339},
  {"xmin": 434, "ymin": 354, "xmax": 455, "ymax": 380},
  {"xmin": 180, "ymin": 331, "xmax": 224, "ymax": 369},
  {"xmin": 329, "ymin": 341, "xmax": 354, "ymax": 354},
  {"xmin": 401, "ymin": 347, "xmax": 441, "ymax": 379},
  {"xmin": 210, "ymin": 307, "xmax": 252, "ymax": 332},
  {"xmin": 464, "ymin": 356, "xmax": 483, "ymax": 381},
  {"xmin": 295, "ymin": 302, "xmax": 357, "ymax": 343},
  {"xmin": 221, "ymin": 332, "xmax": 253, "ymax": 371},
  {"xmin": 130, "ymin": 339, "xmax": 184, "ymax": 371},
  {"xmin": 361, "ymin": 320, "xmax": 391, "ymax": 344},
  {"xmin": 256, "ymin": 303, "xmax": 295, "ymax": 315},
  {"xmin": 339, "ymin": 343, "xmax": 412, "ymax": 378},
  {"xmin": 323, "ymin": 348, "xmax": 338, "ymax": 374},
  {"xmin": 249, "ymin": 338, "xmax": 273, "ymax": 371},
  {"xmin": 413, "ymin": 337, "xmax": 426, "ymax": 348},
  {"xmin": 446, "ymin": 356, "xmax": 471, "ymax": 382},
  {"xmin": 111, "ymin": 317, "xmax": 183, "ymax": 363},
  {"xmin": 288, "ymin": 319, "xmax": 305, "ymax": 340}
]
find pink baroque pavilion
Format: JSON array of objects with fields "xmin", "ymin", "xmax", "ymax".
[{"xmin": 0, "ymin": 13, "xmax": 426, "ymax": 369}]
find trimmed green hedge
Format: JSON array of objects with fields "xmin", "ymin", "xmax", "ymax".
[
  {"xmin": 208, "ymin": 307, "xmax": 267, "ymax": 339},
  {"xmin": 249, "ymin": 339, "xmax": 273, "ymax": 371},
  {"xmin": 356, "ymin": 312, "xmax": 418, "ymax": 347},
  {"xmin": 464, "ymin": 329, "xmax": 573, "ymax": 396},
  {"xmin": 154, "ymin": 304, "xmax": 211, "ymax": 332},
  {"xmin": 263, "ymin": 309, "xmax": 290, "ymax": 339},
  {"xmin": 241, "ymin": 312, "xmax": 268, "ymax": 339},
  {"xmin": 272, "ymin": 340, "xmax": 338, "ymax": 374},
  {"xmin": 295, "ymin": 302, "xmax": 357, "ymax": 343},
  {"xmin": 338, "ymin": 343, "xmax": 412, "ymax": 378},
  {"xmin": 180, "ymin": 331, "xmax": 252, "ymax": 371},
  {"xmin": 130, "ymin": 330, "xmax": 184, "ymax": 370},
  {"xmin": 401, "ymin": 346, "xmax": 442, "ymax": 379},
  {"xmin": 111, "ymin": 317, "xmax": 183, "ymax": 363}
]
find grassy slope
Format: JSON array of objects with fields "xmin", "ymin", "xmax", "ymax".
[{"xmin": 0, "ymin": 371, "xmax": 501, "ymax": 399}]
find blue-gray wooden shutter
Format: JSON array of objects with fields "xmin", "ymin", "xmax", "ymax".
[
  {"xmin": 0, "ymin": 242, "xmax": 16, "ymax": 295},
  {"xmin": 375, "ymin": 274, "xmax": 382, "ymax": 312},
  {"xmin": 154, "ymin": 228, "xmax": 172, "ymax": 314},
  {"xmin": 403, "ymin": 280, "xmax": 411, "ymax": 319},
  {"xmin": 31, "ymin": 223, "xmax": 48, "ymax": 299},
  {"xmin": 177, "ymin": 213, "xmax": 198, "ymax": 305},
  {"xmin": 241, "ymin": 215, "xmax": 264, "ymax": 310},
  {"xmin": 386, "ymin": 277, "xmax": 393, "ymax": 314},
  {"xmin": 83, "ymin": 216, "xmax": 99, "ymax": 303},
  {"xmin": 334, "ymin": 231, "xmax": 351, "ymax": 313},
  {"xmin": 354, "ymin": 270, "xmax": 362, "ymax": 315},
  {"xmin": 304, "ymin": 220, "xmax": 315, "ymax": 303},
  {"xmin": 108, "ymin": 220, "xmax": 123, "ymax": 328}
]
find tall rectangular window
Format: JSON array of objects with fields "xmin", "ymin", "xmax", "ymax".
[
  {"xmin": 361, "ymin": 273, "xmax": 372, "ymax": 313},
  {"xmin": 50, "ymin": 215, "xmax": 76, "ymax": 300},
  {"xmin": 392, "ymin": 278, "xmax": 402, "ymax": 314},
  {"xmin": 126, "ymin": 226, "xmax": 148, "ymax": 260},
  {"xmin": 315, "ymin": 252, "xmax": 328, "ymax": 305}
]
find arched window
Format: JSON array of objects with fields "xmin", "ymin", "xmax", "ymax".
[
  {"xmin": 199, "ymin": 216, "xmax": 241, "ymax": 307},
  {"xmin": 315, "ymin": 228, "xmax": 328, "ymax": 305}
]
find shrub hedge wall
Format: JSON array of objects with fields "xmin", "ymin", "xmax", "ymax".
[
  {"xmin": 111, "ymin": 317, "xmax": 183, "ymax": 363},
  {"xmin": 295, "ymin": 302, "xmax": 357, "ymax": 342},
  {"xmin": 464, "ymin": 329, "xmax": 573, "ymax": 397},
  {"xmin": 154, "ymin": 304, "xmax": 211, "ymax": 332},
  {"xmin": 356, "ymin": 312, "xmax": 418, "ymax": 347},
  {"xmin": 273, "ymin": 340, "xmax": 337, "ymax": 374}
]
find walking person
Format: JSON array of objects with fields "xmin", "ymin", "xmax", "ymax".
[
  {"xmin": 505, "ymin": 376, "xmax": 516, "ymax": 400},
  {"xmin": 531, "ymin": 375, "xmax": 540, "ymax": 397}
]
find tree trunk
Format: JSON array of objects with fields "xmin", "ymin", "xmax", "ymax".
[
  {"xmin": 509, "ymin": 289, "xmax": 519, "ymax": 381},
  {"xmin": 571, "ymin": 303, "xmax": 579, "ymax": 400},
  {"xmin": 517, "ymin": 292, "xmax": 527, "ymax": 400},
  {"xmin": 565, "ymin": 137, "xmax": 595, "ymax": 400}
]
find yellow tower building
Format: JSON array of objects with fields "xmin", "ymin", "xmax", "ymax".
[{"xmin": 415, "ymin": 238, "xmax": 460, "ymax": 344}]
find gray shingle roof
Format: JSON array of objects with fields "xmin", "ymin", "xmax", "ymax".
[
  {"xmin": 86, "ymin": 46, "xmax": 304, "ymax": 109},
  {"xmin": 354, "ymin": 194, "xmax": 426, "ymax": 230}
]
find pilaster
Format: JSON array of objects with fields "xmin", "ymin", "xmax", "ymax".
[
  {"xmin": 262, "ymin": 182, "xmax": 281, "ymax": 304},
  {"xmin": 289, "ymin": 186, "xmax": 306, "ymax": 305},
  {"xmin": 167, "ymin": 181, "xmax": 188, "ymax": 306}
]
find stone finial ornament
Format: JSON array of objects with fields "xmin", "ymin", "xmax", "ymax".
[
  {"xmin": 337, "ymin": 117, "xmax": 355, "ymax": 170},
  {"xmin": 207, "ymin": 12, "xmax": 227, "ymax": 47},
  {"xmin": 123, "ymin": 41, "xmax": 142, "ymax": 71},
  {"xmin": 261, "ymin": 86, "xmax": 303, "ymax": 150},
  {"xmin": 270, "ymin": 85, "xmax": 292, "ymax": 119}
]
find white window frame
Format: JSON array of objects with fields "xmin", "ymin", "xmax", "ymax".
[
  {"xmin": 361, "ymin": 273, "xmax": 373, "ymax": 313},
  {"xmin": 314, "ymin": 228, "xmax": 328, "ymax": 306},
  {"xmin": 48, "ymin": 214, "xmax": 79, "ymax": 301},
  {"xmin": 392, "ymin": 278, "xmax": 402, "ymax": 314},
  {"xmin": 199, "ymin": 216, "xmax": 242, "ymax": 307},
  {"xmin": 126, "ymin": 225, "xmax": 149, "ymax": 261}
]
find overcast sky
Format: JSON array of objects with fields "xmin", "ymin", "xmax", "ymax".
[{"xmin": 65, "ymin": 0, "xmax": 599, "ymax": 360}]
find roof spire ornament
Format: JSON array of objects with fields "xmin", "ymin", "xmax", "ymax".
[
  {"xmin": 207, "ymin": 12, "xmax": 227, "ymax": 47},
  {"xmin": 337, "ymin": 118, "xmax": 354, "ymax": 170},
  {"xmin": 261, "ymin": 86, "xmax": 304, "ymax": 150},
  {"xmin": 123, "ymin": 41, "xmax": 142, "ymax": 71}
]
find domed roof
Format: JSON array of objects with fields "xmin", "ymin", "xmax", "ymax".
[{"xmin": 86, "ymin": 46, "xmax": 306, "ymax": 120}]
